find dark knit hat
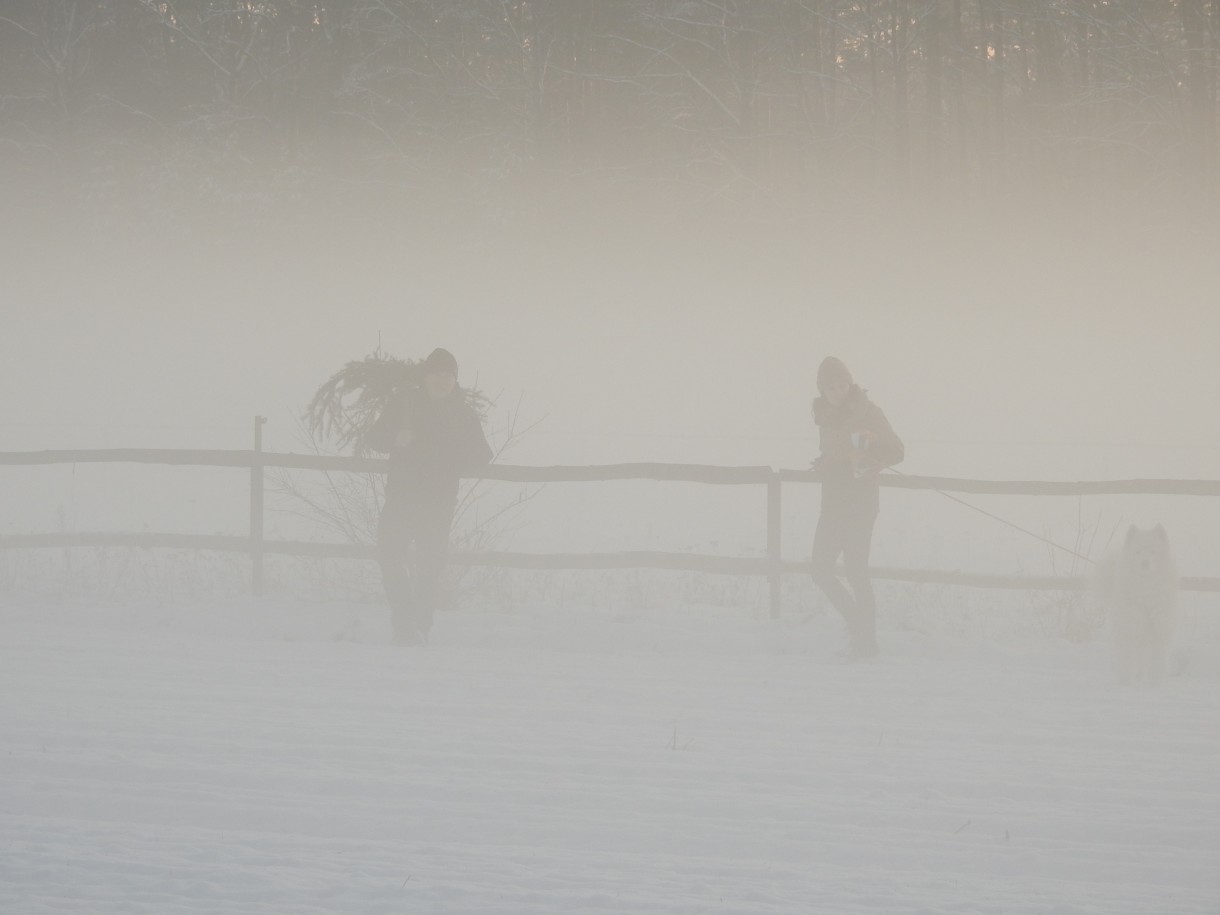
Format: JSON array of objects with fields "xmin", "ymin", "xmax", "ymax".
[
  {"xmin": 816, "ymin": 356, "xmax": 853, "ymax": 392},
  {"xmin": 422, "ymin": 347, "xmax": 458, "ymax": 377}
]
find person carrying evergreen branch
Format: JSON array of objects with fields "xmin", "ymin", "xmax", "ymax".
[
  {"xmin": 810, "ymin": 356, "xmax": 904, "ymax": 660},
  {"xmin": 367, "ymin": 348, "xmax": 492, "ymax": 645}
]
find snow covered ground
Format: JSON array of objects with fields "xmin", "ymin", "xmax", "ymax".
[{"xmin": 3, "ymin": 592, "xmax": 1219, "ymax": 914}]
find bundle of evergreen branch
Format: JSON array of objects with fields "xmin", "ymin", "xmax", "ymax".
[{"xmin": 306, "ymin": 348, "xmax": 489, "ymax": 454}]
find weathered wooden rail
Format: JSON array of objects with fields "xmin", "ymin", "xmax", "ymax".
[{"xmin": 3, "ymin": 442, "xmax": 1218, "ymax": 616}]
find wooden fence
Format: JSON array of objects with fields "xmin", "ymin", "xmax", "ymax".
[{"xmin": 2, "ymin": 437, "xmax": 1219, "ymax": 616}]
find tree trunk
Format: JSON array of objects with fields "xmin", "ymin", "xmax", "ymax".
[
  {"xmin": 893, "ymin": 0, "xmax": 910, "ymax": 192},
  {"xmin": 925, "ymin": 0, "xmax": 945, "ymax": 190},
  {"xmin": 1180, "ymin": 0, "xmax": 1215, "ymax": 206}
]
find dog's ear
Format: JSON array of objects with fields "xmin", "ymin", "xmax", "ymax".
[{"xmin": 1152, "ymin": 523, "xmax": 1167, "ymax": 542}]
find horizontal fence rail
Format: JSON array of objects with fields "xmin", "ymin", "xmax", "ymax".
[
  {"xmin": 3, "ymin": 532, "xmax": 1219, "ymax": 595},
  {"xmin": 3, "ymin": 447, "xmax": 1219, "ymax": 610},
  {"xmin": 6, "ymin": 449, "xmax": 1220, "ymax": 496}
]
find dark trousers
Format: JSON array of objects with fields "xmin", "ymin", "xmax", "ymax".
[
  {"xmin": 811, "ymin": 502, "xmax": 879, "ymax": 650},
  {"xmin": 377, "ymin": 496, "xmax": 453, "ymax": 641}
]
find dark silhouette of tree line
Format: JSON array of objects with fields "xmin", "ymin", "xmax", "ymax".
[{"xmin": 2, "ymin": 0, "xmax": 1216, "ymax": 220}]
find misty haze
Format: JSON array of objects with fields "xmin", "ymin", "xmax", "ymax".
[{"xmin": 2, "ymin": 3, "xmax": 1219, "ymax": 913}]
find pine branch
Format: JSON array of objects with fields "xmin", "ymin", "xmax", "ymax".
[{"xmin": 305, "ymin": 346, "xmax": 490, "ymax": 453}]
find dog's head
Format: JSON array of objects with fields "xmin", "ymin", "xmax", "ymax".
[{"xmin": 1122, "ymin": 524, "xmax": 1171, "ymax": 575}]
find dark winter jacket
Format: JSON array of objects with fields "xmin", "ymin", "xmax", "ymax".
[
  {"xmin": 368, "ymin": 386, "xmax": 492, "ymax": 507},
  {"xmin": 812, "ymin": 385, "xmax": 903, "ymax": 515}
]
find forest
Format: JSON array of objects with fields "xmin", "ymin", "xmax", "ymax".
[{"xmin": 3, "ymin": 0, "xmax": 1217, "ymax": 226}]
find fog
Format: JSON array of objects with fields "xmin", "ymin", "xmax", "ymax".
[
  {"xmin": 5, "ymin": 5, "xmax": 1220, "ymax": 910},
  {"xmin": 4, "ymin": 198, "xmax": 1217, "ymax": 588},
  {"xmin": 6, "ymin": 207, "xmax": 1218, "ymax": 472},
  {"xmin": 3, "ymin": 0, "xmax": 1218, "ymax": 486}
]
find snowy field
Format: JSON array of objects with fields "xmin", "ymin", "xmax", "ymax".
[{"xmin": 3, "ymin": 591, "xmax": 1219, "ymax": 915}]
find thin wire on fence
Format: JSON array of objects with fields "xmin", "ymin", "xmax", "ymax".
[{"xmin": 883, "ymin": 467, "xmax": 1097, "ymax": 566}]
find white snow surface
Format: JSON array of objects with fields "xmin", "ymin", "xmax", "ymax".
[{"xmin": 3, "ymin": 596, "xmax": 1219, "ymax": 915}]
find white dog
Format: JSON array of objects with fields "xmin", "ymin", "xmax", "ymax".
[{"xmin": 1093, "ymin": 525, "xmax": 1179, "ymax": 685}]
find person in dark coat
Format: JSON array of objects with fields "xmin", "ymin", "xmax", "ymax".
[
  {"xmin": 810, "ymin": 356, "xmax": 904, "ymax": 660},
  {"xmin": 366, "ymin": 348, "xmax": 492, "ymax": 644}
]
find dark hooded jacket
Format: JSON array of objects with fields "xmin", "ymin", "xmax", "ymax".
[
  {"xmin": 812, "ymin": 385, "xmax": 903, "ymax": 515},
  {"xmin": 367, "ymin": 386, "xmax": 492, "ymax": 507}
]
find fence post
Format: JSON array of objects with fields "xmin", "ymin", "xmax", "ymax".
[
  {"xmin": 767, "ymin": 469, "xmax": 782, "ymax": 619},
  {"xmin": 251, "ymin": 416, "xmax": 267, "ymax": 596}
]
